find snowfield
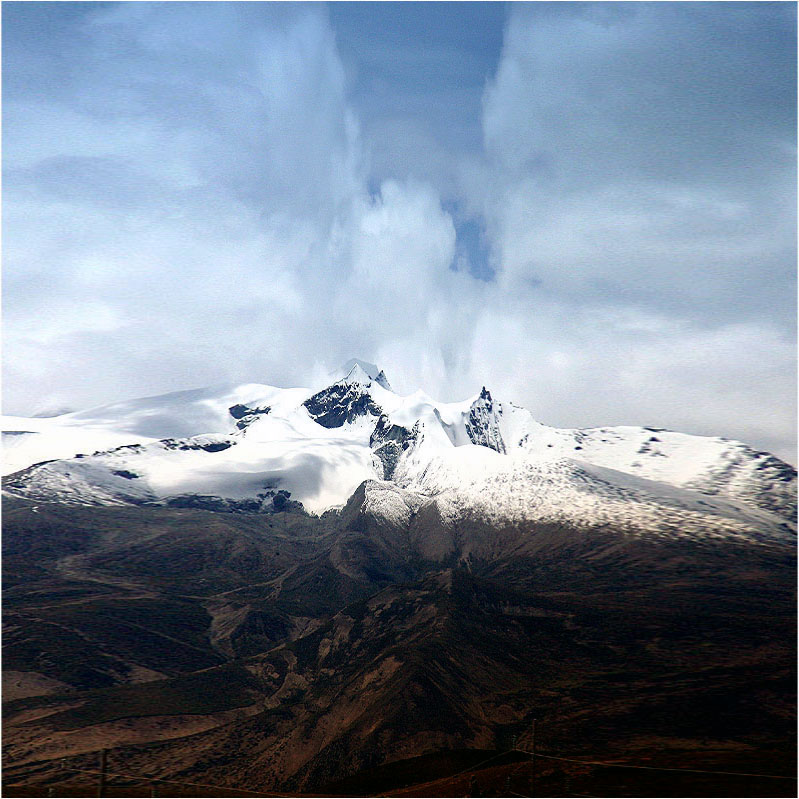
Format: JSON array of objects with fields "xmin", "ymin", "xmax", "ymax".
[{"xmin": 3, "ymin": 360, "xmax": 795, "ymax": 543}]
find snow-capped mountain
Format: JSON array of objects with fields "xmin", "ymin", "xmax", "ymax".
[{"xmin": 3, "ymin": 360, "xmax": 795, "ymax": 544}]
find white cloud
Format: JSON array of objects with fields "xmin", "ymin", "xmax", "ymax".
[
  {"xmin": 479, "ymin": 3, "xmax": 795, "ymax": 321},
  {"xmin": 3, "ymin": 2, "xmax": 795, "ymax": 465}
]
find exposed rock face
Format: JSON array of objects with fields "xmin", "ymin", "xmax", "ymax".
[
  {"xmin": 373, "ymin": 369, "xmax": 392, "ymax": 391},
  {"xmin": 228, "ymin": 404, "xmax": 252, "ymax": 420},
  {"xmin": 303, "ymin": 383, "xmax": 383, "ymax": 429},
  {"xmin": 228, "ymin": 404, "xmax": 272, "ymax": 432},
  {"xmin": 465, "ymin": 387, "xmax": 505, "ymax": 454},
  {"xmin": 111, "ymin": 469, "xmax": 139, "ymax": 480},
  {"xmin": 160, "ymin": 438, "xmax": 234, "ymax": 452},
  {"xmin": 369, "ymin": 415, "xmax": 416, "ymax": 480}
]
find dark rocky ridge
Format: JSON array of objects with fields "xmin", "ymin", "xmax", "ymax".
[
  {"xmin": 160, "ymin": 437, "xmax": 234, "ymax": 453},
  {"xmin": 165, "ymin": 489, "xmax": 303, "ymax": 515},
  {"xmin": 373, "ymin": 369, "xmax": 392, "ymax": 391},
  {"xmin": 369, "ymin": 415, "xmax": 417, "ymax": 480},
  {"xmin": 228, "ymin": 403, "xmax": 271, "ymax": 431},
  {"xmin": 465, "ymin": 387, "xmax": 506, "ymax": 453},
  {"xmin": 303, "ymin": 382, "xmax": 383, "ymax": 428}
]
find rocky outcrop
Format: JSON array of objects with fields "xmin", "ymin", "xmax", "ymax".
[
  {"xmin": 304, "ymin": 383, "xmax": 383, "ymax": 429},
  {"xmin": 229, "ymin": 404, "xmax": 272, "ymax": 431},
  {"xmin": 369, "ymin": 415, "xmax": 417, "ymax": 480},
  {"xmin": 465, "ymin": 387, "xmax": 505, "ymax": 454}
]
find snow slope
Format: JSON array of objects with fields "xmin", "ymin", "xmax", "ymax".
[{"xmin": 3, "ymin": 362, "xmax": 795, "ymax": 542}]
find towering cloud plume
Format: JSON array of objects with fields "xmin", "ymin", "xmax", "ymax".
[{"xmin": 3, "ymin": 2, "xmax": 795, "ymax": 462}]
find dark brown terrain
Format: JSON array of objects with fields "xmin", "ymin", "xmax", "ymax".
[{"xmin": 2, "ymin": 491, "xmax": 796, "ymax": 797}]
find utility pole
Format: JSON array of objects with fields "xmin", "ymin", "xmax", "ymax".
[
  {"xmin": 97, "ymin": 748, "xmax": 108, "ymax": 798},
  {"xmin": 529, "ymin": 718, "xmax": 537, "ymax": 797}
]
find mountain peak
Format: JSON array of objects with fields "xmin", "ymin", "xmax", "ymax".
[
  {"xmin": 336, "ymin": 359, "xmax": 392, "ymax": 391},
  {"xmin": 3, "ymin": 363, "xmax": 796, "ymax": 535}
]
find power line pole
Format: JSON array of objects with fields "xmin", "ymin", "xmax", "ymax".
[
  {"xmin": 529, "ymin": 718, "xmax": 537, "ymax": 797},
  {"xmin": 97, "ymin": 748, "xmax": 108, "ymax": 798}
]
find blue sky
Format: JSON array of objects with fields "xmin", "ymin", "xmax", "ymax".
[{"xmin": 3, "ymin": 2, "xmax": 796, "ymax": 461}]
